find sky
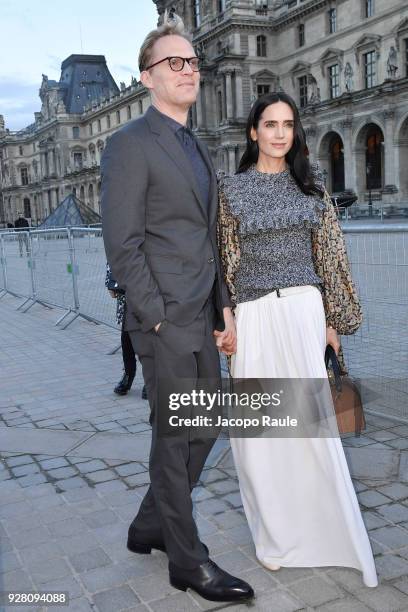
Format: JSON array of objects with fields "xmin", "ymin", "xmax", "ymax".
[{"xmin": 0, "ymin": 0, "xmax": 158, "ymax": 131}]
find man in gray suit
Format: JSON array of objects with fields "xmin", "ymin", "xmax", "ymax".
[{"xmin": 101, "ymin": 13, "xmax": 254, "ymax": 604}]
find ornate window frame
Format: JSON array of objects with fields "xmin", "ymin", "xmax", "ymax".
[
  {"xmin": 394, "ymin": 18, "xmax": 408, "ymax": 78},
  {"xmin": 394, "ymin": 17, "xmax": 408, "ymax": 51},
  {"xmin": 251, "ymin": 69, "xmax": 278, "ymax": 99},
  {"xmin": 319, "ymin": 48, "xmax": 344, "ymax": 77},
  {"xmin": 353, "ymin": 34, "xmax": 381, "ymax": 88},
  {"xmin": 353, "ymin": 34, "xmax": 381, "ymax": 66},
  {"xmin": 290, "ymin": 60, "xmax": 311, "ymax": 89}
]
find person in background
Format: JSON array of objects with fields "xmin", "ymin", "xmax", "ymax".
[
  {"xmin": 14, "ymin": 213, "xmax": 29, "ymax": 257},
  {"xmin": 106, "ymin": 263, "xmax": 147, "ymax": 399}
]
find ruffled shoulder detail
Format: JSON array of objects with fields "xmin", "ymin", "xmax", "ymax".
[{"xmin": 219, "ymin": 165, "xmax": 325, "ymax": 235}]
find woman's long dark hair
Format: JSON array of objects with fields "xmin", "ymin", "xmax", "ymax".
[{"xmin": 237, "ymin": 92, "xmax": 323, "ymax": 197}]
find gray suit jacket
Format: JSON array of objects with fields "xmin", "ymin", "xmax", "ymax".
[{"xmin": 101, "ymin": 105, "xmax": 232, "ymax": 332}]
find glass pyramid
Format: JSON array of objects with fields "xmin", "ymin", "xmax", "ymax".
[{"xmin": 38, "ymin": 194, "xmax": 101, "ymax": 228}]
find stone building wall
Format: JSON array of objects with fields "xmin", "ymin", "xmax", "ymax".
[{"xmin": 2, "ymin": 0, "xmax": 408, "ymax": 226}]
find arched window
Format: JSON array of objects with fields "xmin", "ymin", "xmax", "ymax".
[
  {"xmin": 330, "ymin": 135, "xmax": 345, "ymax": 193},
  {"xmin": 88, "ymin": 184, "xmax": 94, "ymax": 207},
  {"xmin": 80, "ymin": 185, "xmax": 85, "ymax": 202},
  {"xmin": 23, "ymin": 198, "xmax": 31, "ymax": 218},
  {"xmin": 127, "ymin": 105, "xmax": 131, "ymax": 120},
  {"xmin": 366, "ymin": 125, "xmax": 383, "ymax": 189},
  {"xmin": 256, "ymin": 35, "xmax": 267, "ymax": 57}
]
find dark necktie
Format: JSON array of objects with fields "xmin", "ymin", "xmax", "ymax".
[{"xmin": 177, "ymin": 127, "xmax": 210, "ymax": 210}]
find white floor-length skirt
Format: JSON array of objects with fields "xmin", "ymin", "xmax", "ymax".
[{"xmin": 230, "ymin": 285, "xmax": 378, "ymax": 588}]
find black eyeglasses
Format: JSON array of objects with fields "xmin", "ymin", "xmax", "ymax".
[{"xmin": 145, "ymin": 56, "xmax": 201, "ymax": 72}]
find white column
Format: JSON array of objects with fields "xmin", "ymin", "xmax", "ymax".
[
  {"xmin": 228, "ymin": 146, "xmax": 236, "ymax": 174},
  {"xmin": 382, "ymin": 110, "xmax": 398, "ymax": 203},
  {"xmin": 196, "ymin": 86, "xmax": 203, "ymax": 128},
  {"xmin": 39, "ymin": 152, "xmax": 45, "ymax": 178},
  {"xmin": 53, "ymin": 149, "xmax": 58, "ymax": 175},
  {"xmin": 341, "ymin": 119, "xmax": 357, "ymax": 194},
  {"xmin": 49, "ymin": 188, "xmax": 55, "ymax": 212},
  {"xmin": 40, "ymin": 191, "xmax": 47, "ymax": 218},
  {"xmin": 220, "ymin": 147, "xmax": 227, "ymax": 173},
  {"xmin": 48, "ymin": 149, "xmax": 55, "ymax": 176},
  {"xmin": 305, "ymin": 127, "xmax": 317, "ymax": 165},
  {"xmin": 383, "ymin": 110, "xmax": 396, "ymax": 188},
  {"xmin": 235, "ymin": 70, "xmax": 244, "ymax": 119},
  {"xmin": 225, "ymin": 71, "xmax": 233, "ymax": 120}
]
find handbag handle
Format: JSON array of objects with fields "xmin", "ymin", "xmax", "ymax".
[{"xmin": 325, "ymin": 345, "xmax": 342, "ymax": 392}]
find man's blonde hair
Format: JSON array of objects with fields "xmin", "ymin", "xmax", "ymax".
[{"xmin": 138, "ymin": 11, "xmax": 192, "ymax": 72}]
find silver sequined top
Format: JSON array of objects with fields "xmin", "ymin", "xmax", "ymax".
[{"xmin": 219, "ymin": 163, "xmax": 326, "ymax": 304}]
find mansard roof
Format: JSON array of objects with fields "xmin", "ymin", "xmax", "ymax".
[{"xmin": 59, "ymin": 54, "xmax": 119, "ymax": 113}]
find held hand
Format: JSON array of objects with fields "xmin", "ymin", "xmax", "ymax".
[
  {"xmin": 154, "ymin": 322, "xmax": 162, "ymax": 333},
  {"xmin": 213, "ymin": 308, "xmax": 237, "ymax": 355},
  {"xmin": 213, "ymin": 329, "xmax": 237, "ymax": 355},
  {"xmin": 326, "ymin": 326, "xmax": 340, "ymax": 355},
  {"xmin": 108, "ymin": 290, "xmax": 117, "ymax": 299}
]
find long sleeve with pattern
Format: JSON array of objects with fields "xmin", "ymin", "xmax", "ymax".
[{"xmin": 311, "ymin": 190, "xmax": 363, "ymax": 335}]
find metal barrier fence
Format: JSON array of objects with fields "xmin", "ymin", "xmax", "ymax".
[
  {"xmin": 341, "ymin": 224, "xmax": 408, "ymax": 423},
  {"xmin": 0, "ymin": 224, "xmax": 407, "ymax": 421},
  {"xmin": 0, "ymin": 228, "xmax": 117, "ymax": 329}
]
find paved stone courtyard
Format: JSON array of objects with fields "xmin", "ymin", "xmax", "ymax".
[{"xmin": 1, "ymin": 294, "xmax": 408, "ymax": 612}]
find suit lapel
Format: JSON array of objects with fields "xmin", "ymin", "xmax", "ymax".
[
  {"xmin": 196, "ymin": 138, "xmax": 217, "ymax": 226},
  {"xmin": 145, "ymin": 107, "xmax": 208, "ymax": 220}
]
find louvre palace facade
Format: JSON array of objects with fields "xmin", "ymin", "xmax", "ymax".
[{"xmin": 1, "ymin": 0, "xmax": 408, "ymax": 225}]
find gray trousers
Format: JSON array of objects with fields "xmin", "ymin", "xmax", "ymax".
[{"xmin": 129, "ymin": 299, "xmax": 222, "ymax": 569}]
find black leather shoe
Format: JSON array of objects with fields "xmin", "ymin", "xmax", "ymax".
[
  {"xmin": 169, "ymin": 559, "xmax": 254, "ymax": 602},
  {"xmin": 114, "ymin": 373, "xmax": 134, "ymax": 395},
  {"xmin": 141, "ymin": 385, "xmax": 147, "ymax": 400},
  {"xmin": 127, "ymin": 537, "xmax": 166, "ymax": 554},
  {"xmin": 127, "ymin": 535, "xmax": 208, "ymax": 556}
]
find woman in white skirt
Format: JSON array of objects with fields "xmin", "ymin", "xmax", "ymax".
[{"xmin": 217, "ymin": 92, "xmax": 378, "ymax": 588}]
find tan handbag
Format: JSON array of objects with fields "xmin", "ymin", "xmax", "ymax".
[{"xmin": 325, "ymin": 345, "xmax": 366, "ymax": 436}]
